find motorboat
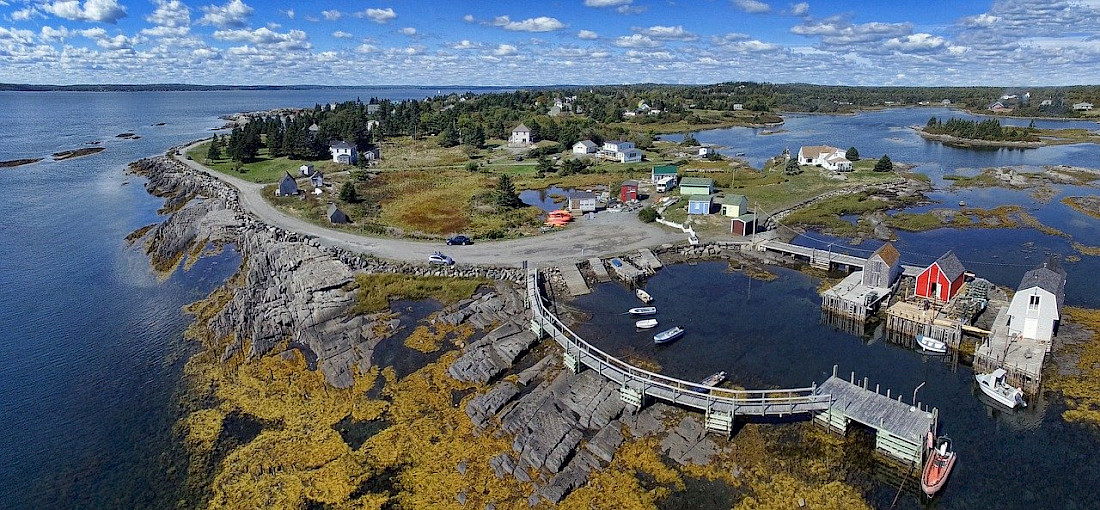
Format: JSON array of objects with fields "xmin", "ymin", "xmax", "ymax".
[
  {"xmin": 920, "ymin": 434, "xmax": 957, "ymax": 496},
  {"xmin": 635, "ymin": 318, "xmax": 658, "ymax": 329},
  {"xmin": 628, "ymin": 306, "xmax": 657, "ymax": 315},
  {"xmin": 692, "ymin": 371, "xmax": 727, "ymax": 393},
  {"xmin": 916, "ymin": 334, "xmax": 948, "ymax": 354},
  {"xmin": 653, "ymin": 326, "xmax": 684, "ymax": 345},
  {"xmin": 975, "ymin": 369, "xmax": 1027, "ymax": 409},
  {"xmin": 635, "ymin": 288, "xmax": 653, "ymax": 303}
]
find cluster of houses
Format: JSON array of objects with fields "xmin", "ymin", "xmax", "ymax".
[
  {"xmin": 274, "ymin": 165, "xmax": 351, "ymax": 225},
  {"xmin": 987, "ymin": 91, "xmax": 1094, "ymax": 113},
  {"xmin": 571, "ymin": 138, "xmax": 642, "ymax": 163},
  {"xmin": 328, "ymin": 141, "xmax": 381, "ymax": 165}
]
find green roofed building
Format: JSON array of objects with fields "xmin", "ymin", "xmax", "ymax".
[
  {"xmin": 651, "ymin": 164, "xmax": 678, "ymax": 182},
  {"xmin": 678, "ymin": 177, "xmax": 714, "ymax": 196}
]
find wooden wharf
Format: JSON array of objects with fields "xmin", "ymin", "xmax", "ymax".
[
  {"xmin": 587, "ymin": 258, "xmax": 611, "ymax": 282},
  {"xmin": 634, "ymin": 249, "xmax": 663, "ymax": 271},
  {"xmin": 758, "ymin": 240, "xmax": 922, "ymax": 276},
  {"xmin": 526, "ymin": 266, "xmax": 941, "ymax": 465},
  {"xmin": 557, "ymin": 263, "xmax": 591, "ymax": 296}
]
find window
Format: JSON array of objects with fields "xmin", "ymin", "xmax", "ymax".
[{"xmin": 1028, "ymin": 295, "xmax": 1040, "ymax": 311}]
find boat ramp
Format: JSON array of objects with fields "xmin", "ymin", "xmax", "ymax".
[
  {"xmin": 557, "ymin": 262, "xmax": 591, "ymax": 296},
  {"xmin": 526, "ymin": 266, "xmax": 940, "ymax": 465},
  {"xmin": 587, "ymin": 257, "xmax": 611, "ymax": 282}
]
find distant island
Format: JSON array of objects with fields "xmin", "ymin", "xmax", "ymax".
[
  {"xmin": 52, "ymin": 147, "xmax": 105, "ymax": 160},
  {"xmin": 0, "ymin": 158, "xmax": 43, "ymax": 168},
  {"xmin": 915, "ymin": 116, "xmax": 1100, "ymax": 148},
  {"xmin": 0, "ymin": 83, "xmax": 518, "ymax": 92}
]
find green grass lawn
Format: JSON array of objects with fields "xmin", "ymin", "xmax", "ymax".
[{"xmin": 187, "ymin": 141, "xmax": 336, "ymax": 184}]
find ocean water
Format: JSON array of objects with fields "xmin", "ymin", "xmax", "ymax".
[
  {"xmin": 0, "ymin": 87, "xmax": 499, "ymax": 509},
  {"xmin": 0, "ymin": 92, "xmax": 1097, "ymax": 508}
]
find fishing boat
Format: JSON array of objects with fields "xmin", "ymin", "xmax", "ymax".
[
  {"xmin": 916, "ymin": 334, "xmax": 948, "ymax": 354},
  {"xmin": 635, "ymin": 318, "xmax": 658, "ymax": 329},
  {"xmin": 920, "ymin": 434, "xmax": 957, "ymax": 496},
  {"xmin": 975, "ymin": 369, "xmax": 1027, "ymax": 408},
  {"xmin": 628, "ymin": 306, "xmax": 657, "ymax": 315},
  {"xmin": 692, "ymin": 371, "xmax": 727, "ymax": 393},
  {"xmin": 635, "ymin": 288, "xmax": 653, "ymax": 303},
  {"xmin": 653, "ymin": 326, "xmax": 684, "ymax": 345}
]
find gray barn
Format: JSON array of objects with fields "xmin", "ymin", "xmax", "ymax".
[
  {"xmin": 276, "ymin": 172, "xmax": 298, "ymax": 197},
  {"xmin": 862, "ymin": 242, "xmax": 901, "ymax": 288}
]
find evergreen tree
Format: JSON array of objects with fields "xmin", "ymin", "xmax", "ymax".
[
  {"xmin": 681, "ymin": 132, "xmax": 699, "ymax": 146},
  {"xmin": 494, "ymin": 174, "xmax": 522, "ymax": 209},
  {"xmin": 339, "ymin": 181, "xmax": 360, "ymax": 203},
  {"xmin": 438, "ymin": 124, "xmax": 460, "ymax": 148},
  {"xmin": 874, "ymin": 154, "xmax": 894, "ymax": 172},
  {"xmin": 845, "ymin": 146, "xmax": 860, "ymax": 161},
  {"xmin": 785, "ymin": 158, "xmax": 802, "ymax": 175},
  {"xmin": 207, "ymin": 134, "xmax": 220, "ymax": 160}
]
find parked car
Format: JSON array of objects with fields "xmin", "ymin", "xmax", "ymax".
[
  {"xmin": 446, "ymin": 235, "xmax": 472, "ymax": 246},
  {"xmin": 428, "ymin": 252, "xmax": 454, "ymax": 266}
]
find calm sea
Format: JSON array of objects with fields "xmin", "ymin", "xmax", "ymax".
[
  {"xmin": 0, "ymin": 93, "xmax": 1096, "ymax": 509},
  {"xmin": 0, "ymin": 87, "xmax": 502, "ymax": 509}
]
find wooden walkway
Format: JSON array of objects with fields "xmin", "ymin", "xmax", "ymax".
[
  {"xmin": 588, "ymin": 258, "xmax": 611, "ymax": 282},
  {"xmin": 759, "ymin": 240, "xmax": 921, "ymax": 276},
  {"xmin": 634, "ymin": 249, "xmax": 663, "ymax": 271},
  {"xmin": 816, "ymin": 372, "xmax": 937, "ymax": 464},
  {"xmin": 558, "ymin": 263, "xmax": 591, "ymax": 296}
]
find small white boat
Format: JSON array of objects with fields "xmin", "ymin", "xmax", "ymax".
[
  {"xmin": 628, "ymin": 306, "xmax": 657, "ymax": 315},
  {"xmin": 654, "ymin": 326, "xmax": 684, "ymax": 345},
  {"xmin": 692, "ymin": 371, "xmax": 727, "ymax": 393},
  {"xmin": 635, "ymin": 318, "xmax": 658, "ymax": 329},
  {"xmin": 916, "ymin": 334, "xmax": 948, "ymax": 354},
  {"xmin": 635, "ymin": 288, "xmax": 653, "ymax": 303},
  {"xmin": 975, "ymin": 369, "xmax": 1027, "ymax": 409}
]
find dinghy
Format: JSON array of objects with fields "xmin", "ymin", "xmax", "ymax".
[
  {"xmin": 635, "ymin": 288, "xmax": 653, "ymax": 303},
  {"xmin": 916, "ymin": 334, "xmax": 948, "ymax": 354},
  {"xmin": 921, "ymin": 434, "xmax": 957, "ymax": 496},
  {"xmin": 692, "ymin": 371, "xmax": 727, "ymax": 393},
  {"xmin": 635, "ymin": 318, "xmax": 658, "ymax": 329},
  {"xmin": 628, "ymin": 306, "xmax": 657, "ymax": 315},
  {"xmin": 975, "ymin": 369, "xmax": 1027, "ymax": 409},
  {"xmin": 653, "ymin": 326, "xmax": 684, "ymax": 345}
]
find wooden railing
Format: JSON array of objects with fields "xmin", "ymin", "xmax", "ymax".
[{"xmin": 527, "ymin": 268, "xmax": 833, "ymax": 414}]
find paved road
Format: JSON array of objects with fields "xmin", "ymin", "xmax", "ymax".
[{"xmin": 174, "ymin": 143, "xmax": 686, "ymax": 268}]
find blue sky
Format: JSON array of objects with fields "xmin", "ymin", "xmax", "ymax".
[{"xmin": 1, "ymin": 0, "xmax": 1097, "ymax": 86}]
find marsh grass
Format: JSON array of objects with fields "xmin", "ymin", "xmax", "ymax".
[{"xmin": 352, "ymin": 273, "xmax": 487, "ymax": 315}]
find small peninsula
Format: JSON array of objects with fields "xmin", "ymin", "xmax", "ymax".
[{"xmin": 52, "ymin": 147, "xmax": 105, "ymax": 160}]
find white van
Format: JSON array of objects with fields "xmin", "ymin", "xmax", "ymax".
[{"xmin": 655, "ymin": 177, "xmax": 677, "ymax": 193}]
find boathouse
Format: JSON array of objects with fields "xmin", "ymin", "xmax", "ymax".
[
  {"xmin": 915, "ymin": 251, "xmax": 966, "ymax": 303},
  {"xmin": 720, "ymin": 194, "xmax": 748, "ymax": 218},
  {"xmin": 862, "ymin": 242, "xmax": 902, "ymax": 288},
  {"xmin": 276, "ymin": 172, "xmax": 298, "ymax": 197},
  {"xmin": 568, "ymin": 191, "xmax": 597, "ymax": 213},
  {"xmin": 731, "ymin": 214, "xmax": 757, "ymax": 236},
  {"xmin": 620, "ymin": 180, "xmax": 639, "ymax": 202},
  {"xmin": 1006, "ymin": 258, "xmax": 1066, "ymax": 345}
]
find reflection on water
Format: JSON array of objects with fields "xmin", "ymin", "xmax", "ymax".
[{"xmin": 571, "ymin": 262, "xmax": 1099, "ymax": 509}]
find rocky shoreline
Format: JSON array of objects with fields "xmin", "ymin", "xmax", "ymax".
[{"xmin": 913, "ymin": 126, "xmax": 1045, "ymax": 148}]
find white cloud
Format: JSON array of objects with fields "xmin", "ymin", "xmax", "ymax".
[
  {"xmin": 462, "ymin": 14, "xmax": 475, "ymax": 22},
  {"xmin": 355, "ymin": 43, "xmax": 377, "ymax": 53},
  {"xmin": 11, "ymin": 7, "xmax": 38, "ymax": 21},
  {"xmin": 791, "ymin": 17, "xmax": 912, "ymax": 47},
  {"xmin": 39, "ymin": 25, "xmax": 74, "ymax": 42},
  {"xmin": 332, "ymin": 30, "xmax": 352, "ymax": 39},
  {"xmin": 492, "ymin": 43, "xmax": 517, "ymax": 56},
  {"xmin": 399, "ymin": 27, "xmax": 417, "ymax": 35},
  {"xmin": 637, "ymin": 25, "xmax": 696, "ymax": 41},
  {"xmin": 146, "ymin": 0, "xmax": 189, "ymax": 28},
  {"xmin": 584, "ymin": 0, "xmax": 631, "ymax": 6},
  {"xmin": 212, "ymin": 27, "xmax": 311, "ymax": 51},
  {"xmin": 358, "ymin": 8, "xmax": 396, "ymax": 24},
  {"xmin": 191, "ymin": 47, "xmax": 219, "ymax": 60},
  {"xmin": 283, "ymin": 9, "xmax": 294, "ymax": 20},
  {"xmin": 0, "ymin": 26, "xmax": 35, "ymax": 44},
  {"xmin": 613, "ymin": 34, "xmax": 659, "ymax": 48},
  {"xmin": 883, "ymin": 33, "xmax": 947, "ymax": 52},
  {"xmin": 491, "ymin": 15, "xmax": 565, "ymax": 32},
  {"xmin": 321, "ymin": 9, "xmax": 342, "ymax": 21},
  {"xmin": 733, "ymin": 0, "xmax": 771, "ymax": 14},
  {"xmin": 790, "ymin": 2, "xmax": 809, "ymax": 15},
  {"xmin": 577, "ymin": 29, "xmax": 598, "ymax": 40},
  {"xmin": 199, "ymin": 0, "xmax": 253, "ymax": 29},
  {"xmin": 452, "ymin": 39, "xmax": 479, "ymax": 49},
  {"xmin": 40, "ymin": 0, "xmax": 127, "ymax": 23}
]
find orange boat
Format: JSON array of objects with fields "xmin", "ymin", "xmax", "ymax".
[
  {"xmin": 545, "ymin": 209, "xmax": 573, "ymax": 227},
  {"xmin": 921, "ymin": 434, "xmax": 956, "ymax": 496}
]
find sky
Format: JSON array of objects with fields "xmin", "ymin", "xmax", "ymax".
[{"xmin": 1, "ymin": 0, "xmax": 1099, "ymax": 86}]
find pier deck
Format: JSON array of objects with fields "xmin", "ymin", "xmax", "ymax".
[
  {"xmin": 975, "ymin": 306, "xmax": 1044, "ymax": 395},
  {"xmin": 816, "ymin": 372, "xmax": 937, "ymax": 464},
  {"xmin": 634, "ymin": 249, "xmax": 663, "ymax": 271},
  {"xmin": 588, "ymin": 258, "xmax": 611, "ymax": 282},
  {"xmin": 558, "ymin": 263, "xmax": 591, "ymax": 296},
  {"xmin": 758, "ymin": 240, "xmax": 922, "ymax": 276}
]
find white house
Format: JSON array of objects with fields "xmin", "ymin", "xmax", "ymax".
[
  {"xmin": 299, "ymin": 164, "xmax": 314, "ymax": 176},
  {"xmin": 603, "ymin": 140, "xmax": 634, "ymax": 153},
  {"xmin": 509, "ymin": 123, "xmax": 532, "ymax": 146},
  {"xmin": 568, "ymin": 191, "xmax": 597, "ymax": 212},
  {"xmin": 698, "ymin": 146, "xmax": 715, "ymax": 158},
  {"xmin": 1040, "ymin": 98, "xmax": 1054, "ymax": 107},
  {"xmin": 329, "ymin": 141, "xmax": 357, "ymax": 164},
  {"xmin": 798, "ymin": 145, "xmax": 851, "ymax": 171},
  {"xmin": 622, "ymin": 111, "xmax": 637, "ymax": 118},
  {"xmin": 1073, "ymin": 102, "xmax": 1094, "ymax": 111},
  {"xmin": 618, "ymin": 148, "xmax": 642, "ymax": 163},
  {"xmin": 1006, "ymin": 259, "xmax": 1066, "ymax": 346},
  {"xmin": 573, "ymin": 140, "xmax": 598, "ymax": 154},
  {"xmin": 732, "ymin": 103, "xmax": 744, "ymax": 111}
]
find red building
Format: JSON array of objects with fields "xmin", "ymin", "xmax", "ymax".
[
  {"xmin": 620, "ymin": 180, "xmax": 639, "ymax": 202},
  {"xmin": 915, "ymin": 251, "xmax": 966, "ymax": 302}
]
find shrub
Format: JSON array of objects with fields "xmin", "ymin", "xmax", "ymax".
[{"xmin": 638, "ymin": 207, "xmax": 658, "ymax": 223}]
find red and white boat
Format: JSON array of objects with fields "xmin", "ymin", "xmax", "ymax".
[{"xmin": 921, "ymin": 433, "xmax": 957, "ymax": 496}]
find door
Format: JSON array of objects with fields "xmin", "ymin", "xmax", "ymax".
[
  {"xmin": 929, "ymin": 282, "xmax": 940, "ymax": 300},
  {"xmin": 1023, "ymin": 318, "xmax": 1039, "ymax": 340}
]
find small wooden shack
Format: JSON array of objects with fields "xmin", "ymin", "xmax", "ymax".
[
  {"xmin": 731, "ymin": 214, "xmax": 757, "ymax": 236},
  {"xmin": 678, "ymin": 177, "xmax": 714, "ymax": 196},
  {"xmin": 569, "ymin": 191, "xmax": 597, "ymax": 213},
  {"xmin": 276, "ymin": 172, "xmax": 298, "ymax": 197},
  {"xmin": 1006, "ymin": 258, "xmax": 1066, "ymax": 344},
  {"xmin": 327, "ymin": 203, "xmax": 349, "ymax": 224},
  {"xmin": 620, "ymin": 180, "xmax": 639, "ymax": 202},
  {"xmin": 915, "ymin": 251, "xmax": 966, "ymax": 302},
  {"xmin": 862, "ymin": 242, "xmax": 901, "ymax": 288},
  {"xmin": 687, "ymin": 194, "xmax": 713, "ymax": 215}
]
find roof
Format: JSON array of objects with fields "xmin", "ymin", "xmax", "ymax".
[
  {"xmin": 605, "ymin": 140, "xmax": 626, "ymax": 145},
  {"xmin": 733, "ymin": 213, "xmax": 757, "ymax": 223},
  {"xmin": 721, "ymin": 194, "xmax": 747, "ymax": 205},
  {"xmin": 679, "ymin": 177, "xmax": 714, "ymax": 187},
  {"xmin": 574, "ymin": 140, "xmax": 597, "ymax": 148},
  {"xmin": 280, "ymin": 172, "xmax": 296, "ymax": 183},
  {"xmin": 327, "ymin": 203, "xmax": 342, "ymax": 216},
  {"xmin": 329, "ymin": 141, "xmax": 354, "ymax": 149},
  {"xmin": 512, "ymin": 123, "xmax": 530, "ymax": 132},
  {"xmin": 1018, "ymin": 258, "xmax": 1066, "ymax": 309},
  {"xmin": 570, "ymin": 191, "xmax": 597, "ymax": 200},
  {"xmin": 688, "ymin": 194, "xmax": 713, "ymax": 203},
  {"xmin": 311, "ymin": 171, "xmax": 324, "ymax": 179},
  {"xmin": 653, "ymin": 164, "xmax": 679, "ymax": 175},
  {"xmin": 622, "ymin": 180, "xmax": 639, "ymax": 187},
  {"xmin": 799, "ymin": 145, "xmax": 840, "ymax": 158},
  {"xmin": 930, "ymin": 251, "xmax": 966, "ymax": 281},
  {"xmin": 825, "ymin": 152, "xmax": 850, "ymax": 163},
  {"xmin": 871, "ymin": 242, "xmax": 901, "ymax": 266}
]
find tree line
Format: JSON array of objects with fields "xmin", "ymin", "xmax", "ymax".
[{"xmin": 923, "ymin": 117, "xmax": 1038, "ymax": 142}]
